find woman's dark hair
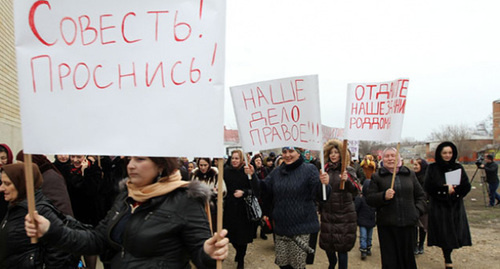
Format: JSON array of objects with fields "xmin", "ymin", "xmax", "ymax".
[
  {"xmin": 197, "ymin": 158, "xmax": 211, "ymax": 167},
  {"xmin": 149, "ymin": 157, "xmax": 180, "ymax": 177}
]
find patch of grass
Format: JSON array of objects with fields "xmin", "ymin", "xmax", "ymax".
[{"xmin": 463, "ymin": 165, "xmax": 500, "ymax": 230}]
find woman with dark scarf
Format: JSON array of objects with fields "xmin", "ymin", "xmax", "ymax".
[
  {"xmin": 0, "ymin": 143, "xmax": 14, "ymax": 220},
  {"xmin": 366, "ymin": 148, "xmax": 426, "ymax": 269},
  {"xmin": 53, "ymin": 155, "xmax": 72, "ymax": 182},
  {"xmin": 0, "ymin": 163, "xmax": 75, "ymax": 268},
  {"xmin": 16, "ymin": 151, "xmax": 74, "ymax": 216},
  {"xmin": 25, "ymin": 156, "xmax": 229, "ymax": 268},
  {"xmin": 320, "ymin": 139, "xmax": 360, "ymax": 269},
  {"xmin": 413, "ymin": 158, "xmax": 429, "ymax": 255},
  {"xmin": 424, "ymin": 142, "xmax": 471, "ymax": 269},
  {"xmin": 257, "ymin": 147, "xmax": 330, "ymax": 269}
]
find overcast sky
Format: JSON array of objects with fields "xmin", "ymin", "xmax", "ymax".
[{"xmin": 223, "ymin": 0, "xmax": 500, "ymax": 141}]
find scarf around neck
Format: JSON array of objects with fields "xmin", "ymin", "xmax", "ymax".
[{"xmin": 126, "ymin": 170, "xmax": 189, "ymax": 202}]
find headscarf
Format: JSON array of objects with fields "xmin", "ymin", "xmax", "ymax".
[
  {"xmin": 414, "ymin": 158, "xmax": 428, "ymax": 179},
  {"xmin": 381, "ymin": 148, "xmax": 403, "ymax": 174},
  {"xmin": 126, "ymin": 170, "xmax": 189, "ymax": 202},
  {"xmin": 0, "ymin": 144, "xmax": 13, "ymax": 166},
  {"xmin": 434, "ymin": 141, "xmax": 458, "ymax": 170},
  {"xmin": 16, "ymin": 150, "xmax": 60, "ymax": 175},
  {"xmin": 1, "ymin": 163, "xmax": 43, "ymax": 204}
]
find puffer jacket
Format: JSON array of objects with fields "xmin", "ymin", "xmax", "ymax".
[
  {"xmin": 366, "ymin": 166, "xmax": 426, "ymax": 227},
  {"xmin": 319, "ymin": 164, "xmax": 359, "ymax": 252},
  {"xmin": 0, "ymin": 191, "xmax": 76, "ymax": 269},
  {"xmin": 42, "ymin": 181, "xmax": 215, "ymax": 269}
]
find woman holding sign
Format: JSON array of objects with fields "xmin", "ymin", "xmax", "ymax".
[
  {"xmin": 320, "ymin": 139, "xmax": 360, "ymax": 269},
  {"xmin": 424, "ymin": 142, "xmax": 471, "ymax": 269},
  {"xmin": 25, "ymin": 156, "xmax": 229, "ymax": 268},
  {"xmin": 366, "ymin": 148, "xmax": 426, "ymax": 269},
  {"xmin": 0, "ymin": 163, "xmax": 75, "ymax": 268}
]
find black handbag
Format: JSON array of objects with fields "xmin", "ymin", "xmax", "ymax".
[{"xmin": 244, "ymin": 194, "xmax": 262, "ymax": 222}]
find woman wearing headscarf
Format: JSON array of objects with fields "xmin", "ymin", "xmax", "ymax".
[
  {"xmin": 16, "ymin": 151, "xmax": 73, "ymax": 216},
  {"xmin": 0, "ymin": 163, "xmax": 74, "ymax": 268},
  {"xmin": 0, "ymin": 143, "xmax": 14, "ymax": 220},
  {"xmin": 424, "ymin": 142, "xmax": 471, "ymax": 269},
  {"xmin": 223, "ymin": 150, "xmax": 259, "ymax": 269},
  {"xmin": 413, "ymin": 158, "xmax": 429, "ymax": 255},
  {"xmin": 320, "ymin": 139, "xmax": 360, "ymax": 269},
  {"xmin": 366, "ymin": 148, "xmax": 426, "ymax": 269},
  {"xmin": 257, "ymin": 147, "xmax": 330, "ymax": 269},
  {"xmin": 25, "ymin": 156, "xmax": 229, "ymax": 268}
]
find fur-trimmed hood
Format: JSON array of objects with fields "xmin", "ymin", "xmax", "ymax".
[{"xmin": 186, "ymin": 180, "xmax": 212, "ymax": 204}]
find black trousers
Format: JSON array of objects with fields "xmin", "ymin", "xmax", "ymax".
[{"xmin": 377, "ymin": 225, "xmax": 417, "ymax": 269}]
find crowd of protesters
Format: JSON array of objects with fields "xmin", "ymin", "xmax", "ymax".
[{"xmin": 0, "ymin": 140, "xmax": 488, "ymax": 268}]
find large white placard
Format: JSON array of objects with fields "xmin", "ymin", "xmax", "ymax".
[
  {"xmin": 15, "ymin": 0, "xmax": 225, "ymax": 157},
  {"xmin": 343, "ymin": 78, "xmax": 409, "ymax": 143},
  {"xmin": 230, "ymin": 75, "xmax": 322, "ymax": 152}
]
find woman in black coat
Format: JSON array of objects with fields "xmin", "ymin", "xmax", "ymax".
[
  {"xmin": 424, "ymin": 141, "xmax": 471, "ymax": 269},
  {"xmin": 320, "ymin": 139, "xmax": 360, "ymax": 269},
  {"xmin": 366, "ymin": 148, "xmax": 426, "ymax": 269},
  {"xmin": 25, "ymin": 157, "xmax": 229, "ymax": 269},
  {"xmin": 0, "ymin": 163, "xmax": 74, "ymax": 268},
  {"xmin": 223, "ymin": 150, "xmax": 259, "ymax": 269}
]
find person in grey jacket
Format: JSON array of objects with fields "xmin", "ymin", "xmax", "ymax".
[
  {"xmin": 25, "ymin": 157, "xmax": 228, "ymax": 269},
  {"xmin": 366, "ymin": 148, "xmax": 426, "ymax": 269}
]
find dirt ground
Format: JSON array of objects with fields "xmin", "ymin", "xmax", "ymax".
[{"xmin": 221, "ymin": 166, "xmax": 500, "ymax": 269}]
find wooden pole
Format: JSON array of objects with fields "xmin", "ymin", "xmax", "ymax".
[
  {"xmin": 23, "ymin": 154, "xmax": 37, "ymax": 244},
  {"xmin": 340, "ymin": 139, "xmax": 349, "ymax": 190},
  {"xmin": 390, "ymin": 143, "xmax": 401, "ymax": 189},
  {"xmin": 319, "ymin": 147, "xmax": 327, "ymax": 200},
  {"xmin": 216, "ymin": 158, "xmax": 224, "ymax": 269}
]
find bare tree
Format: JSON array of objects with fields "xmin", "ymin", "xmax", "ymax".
[{"xmin": 427, "ymin": 124, "xmax": 474, "ymax": 159}]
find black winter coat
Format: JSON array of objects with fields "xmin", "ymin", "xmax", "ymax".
[
  {"xmin": 66, "ymin": 161, "xmax": 105, "ymax": 227},
  {"xmin": 355, "ymin": 196, "xmax": 376, "ymax": 228},
  {"xmin": 0, "ymin": 191, "xmax": 75, "ymax": 269},
  {"xmin": 42, "ymin": 181, "xmax": 216, "ymax": 269},
  {"xmin": 223, "ymin": 165, "xmax": 259, "ymax": 245},
  {"xmin": 424, "ymin": 162, "xmax": 472, "ymax": 249},
  {"xmin": 319, "ymin": 164, "xmax": 359, "ymax": 253},
  {"xmin": 366, "ymin": 166, "xmax": 426, "ymax": 227}
]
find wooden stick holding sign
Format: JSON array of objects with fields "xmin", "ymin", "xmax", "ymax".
[
  {"xmin": 340, "ymin": 140, "xmax": 349, "ymax": 190},
  {"xmin": 390, "ymin": 143, "xmax": 401, "ymax": 189},
  {"xmin": 319, "ymin": 148, "xmax": 327, "ymax": 200},
  {"xmin": 216, "ymin": 158, "xmax": 224, "ymax": 269},
  {"xmin": 23, "ymin": 154, "xmax": 37, "ymax": 244},
  {"xmin": 243, "ymin": 153, "xmax": 252, "ymax": 180}
]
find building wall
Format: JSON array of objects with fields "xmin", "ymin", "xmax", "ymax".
[
  {"xmin": 494, "ymin": 100, "xmax": 500, "ymax": 145},
  {"xmin": 0, "ymin": 0, "xmax": 22, "ymax": 154}
]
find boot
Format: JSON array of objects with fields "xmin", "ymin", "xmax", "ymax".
[
  {"xmin": 366, "ymin": 246, "xmax": 372, "ymax": 256},
  {"xmin": 418, "ymin": 245, "xmax": 424, "ymax": 255},
  {"xmin": 260, "ymin": 231, "xmax": 268, "ymax": 240},
  {"xmin": 237, "ymin": 260, "xmax": 244, "ymax": 269},
  {"xmin": 360, "ymin": 248, "xmax": 367, "ymax": 260},
  {"xmin": 414, "ymin": 245, "xmax": 420, "ymax": 255}
]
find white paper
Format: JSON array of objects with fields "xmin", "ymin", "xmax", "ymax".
[
  {"xmin": 15, "ymin": 0, "xmax": 226, "ymax": 157},
  {"xmin": 445, "ymin": 169, "xmax": 461, "ymax": 185},
  {"xmin": 230, "ymin": 75, "xmax": 322, "ymax": 152},
  {"xmin": 344, "ymin": 78, "xmax": 409, "ymax": 143}
]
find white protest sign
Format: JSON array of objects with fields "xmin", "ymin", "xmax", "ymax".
[
  {"xmin": 15, "ymin": 0, "xmax": 225, "ymax": 157},
  {"xmin": 321, "ymin": 125, "xmax": 358, "ymax": 160},
  {"xmin": 344, "ymin": 78, "xmax": 409, "ymax": 143},
  {"xmin": 230, "ymin": 75, "xmax": 322, "ymax": 152}
]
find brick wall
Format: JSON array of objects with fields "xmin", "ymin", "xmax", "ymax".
[{"xmin": 0, "ymin": 0, "xmax": 22, "ymax": 152}]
